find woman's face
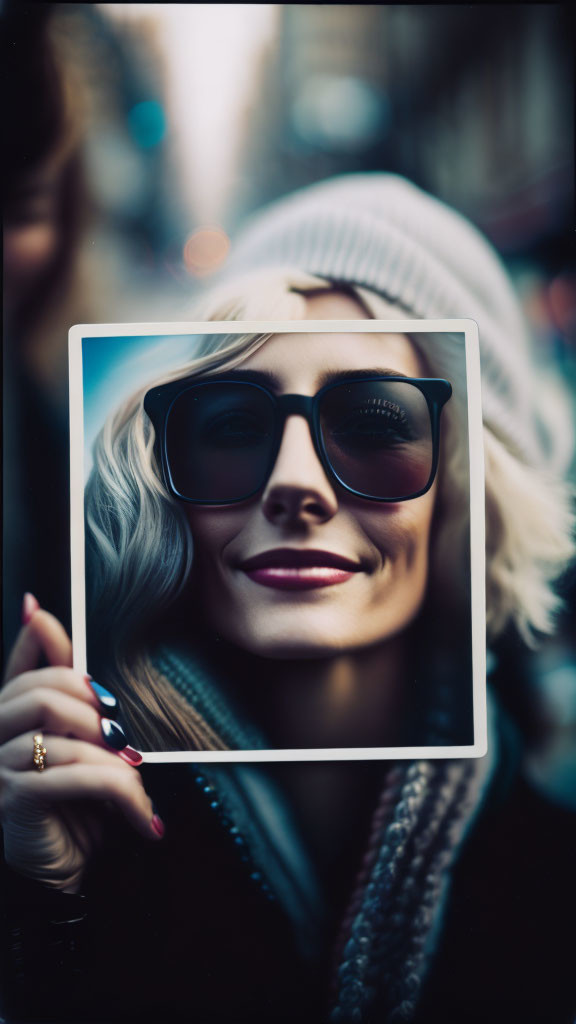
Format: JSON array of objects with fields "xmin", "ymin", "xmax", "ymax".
[{"xmin": 186, "ymin": 292, "xmax": 437, "ymax": 658}]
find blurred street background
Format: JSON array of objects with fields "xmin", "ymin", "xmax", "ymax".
[
  {"xmin": 59, "ymin": 7, "xmax": 576, "ymax": 318},
  {"xmin": 3, "ymin": 4, "xmax": 575, "ymax": 797},
  {"xmin": 5, "ymin": 4, "xmax": 574, "ymax": 357},
  {"xmin": 8, "ymin": 5, "xmax": 573, "ymax": 323}
]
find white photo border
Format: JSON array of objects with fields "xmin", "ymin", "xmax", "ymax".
[{"xmin": 69, "ymin": 319, "xmax": 486, "ymax": 762}]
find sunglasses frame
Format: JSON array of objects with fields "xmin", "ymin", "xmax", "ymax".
[{"xmin": 144, "ymin": 375, "xmax": 452, "ymax": 505}]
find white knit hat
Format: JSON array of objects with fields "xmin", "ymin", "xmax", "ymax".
[{"xmin": 222, "ymin": 173, "xmax": 568, "ymax": 470}]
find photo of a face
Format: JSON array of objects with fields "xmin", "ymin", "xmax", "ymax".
[{"xmin": 71, "ymin": 317, "xmax": 485, "ymax": 762}]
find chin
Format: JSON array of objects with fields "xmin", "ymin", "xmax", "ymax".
[
  {"xmin": 219, "ymin": 620, "xmax": 402, "ymax": 661},
  {"xmin": 219, "ymin": 617, "xmax": 354, "ymax": 660},
  {"xmin": 241, "ymin": 639, "xmax": 352, "ymax": 661},
  {"xmin": 208, "ymin": 592, "xmax": 427, "ymax": 661}
]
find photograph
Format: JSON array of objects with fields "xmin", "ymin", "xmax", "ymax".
[{"xmin": 72, "ymin": 318, "xmax": 485, "ymax": 761}]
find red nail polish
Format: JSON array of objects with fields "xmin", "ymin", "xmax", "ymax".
[
  {"xmin": 118, "ymin": 746, "xmax": 144, "ymax": 766},
  {"xmin": 150, "ymin": 814, "xmax": 165, "ymax": 838},
  {"xmin": 84, "ymin": 674, "xmax": 97, "ymax": 700},
  {"xmin": 22, "ymin": 593, "xmax": 40, "ymax": 625}
]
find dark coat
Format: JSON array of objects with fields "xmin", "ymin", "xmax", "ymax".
[{"xmin": 2, "ymin": 747, "xmax": 576, "ymax": 1024}]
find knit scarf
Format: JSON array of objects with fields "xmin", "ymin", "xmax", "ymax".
[{"xmin": 153, "ymin": 644, "xmax": 498, "ymax": 1023}]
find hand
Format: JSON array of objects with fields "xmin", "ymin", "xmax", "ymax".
[{"xmin": 0, "ymin": 597, "xmax": 163, "ymax": 893}]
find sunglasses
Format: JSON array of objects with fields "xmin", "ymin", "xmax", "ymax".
[{"xmin": 144, "ymin": 374, "xmax": 452, "ymax": 505}]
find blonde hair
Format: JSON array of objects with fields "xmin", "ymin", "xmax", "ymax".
[
  {"xmin": 85, "ymin": 270, "xmax": 575, "ymax": 749},
  {"xmin": 351, "ymin": 284, "xmax": 575, "ymax": 644}
]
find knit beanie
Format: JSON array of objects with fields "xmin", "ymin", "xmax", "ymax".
[{"xmin": 221, "ymin": 173, "xmax": 566, "ymax": 471}]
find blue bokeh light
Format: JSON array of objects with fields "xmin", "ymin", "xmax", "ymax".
[{"xmin": 127, "ymin": 100, "xmax": 166, "ymax": 149}]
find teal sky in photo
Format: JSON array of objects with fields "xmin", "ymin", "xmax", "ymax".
[{"xmin": 82, "ymin": 334, "xmax": 200, "ymax": 480}]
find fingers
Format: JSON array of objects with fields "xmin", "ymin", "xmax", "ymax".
[
  {"xmin": 2, "ymin": 763, "xmax": 161, "ymax": 842},
  {"xmin": 0, "ymin": 688, "xmax": 106, "ymax": 747},
  {"xmin": 0, "ymin": 732, "xmax": 136, "ymax": 772},
  {"xmin": 1, "ymin": 624, "xmax": 142, "ymax": 768},
  {"xmin": 0, "ymin": 667, "xmax": 99, "ymax": 710},
  {"xmin": 0, "ymin": 601, "xmax": 161, "ymax": 847},
  {"xmin": 4, "ymin": 608, "xmax": 73, "ymax": 684}
]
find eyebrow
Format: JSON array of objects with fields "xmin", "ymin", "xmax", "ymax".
[
  {"xmin": 206, "ymin": 368, "xmax": 280, "ymax": 388},
  {"xmin": 316, "ymin": 368, "xmax": 411, "ymax": 388},
  {"xmin": 206, "ymin": 367, "xmax": 411, "ymax": 390}
]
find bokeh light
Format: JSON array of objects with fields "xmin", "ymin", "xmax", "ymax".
[
  {"xmin": 292, "ymin": 75, "xmax": 388, "ymax": 151},
  {"xmin": 183, "ymin": 226, "xmax": 231, "ymax": 277},
  {"xmin": 128, "ymin": 100, "xmax": 166, "ymax": 149}
]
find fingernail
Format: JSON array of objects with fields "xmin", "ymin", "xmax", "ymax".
[
  {"xmin": 118, "ymin": 746, "xmax": 143, "ymax": 766},
  {"xmin": 150, "ymin": 814, "xmax": 165, "ymax": 838},
  {"xmin": 101, "ymin": 718, "xmax": 128, "ymax": 750},
  {"xmin": 88, "ymin": 679, "xmax": 118, "ymax": 711},
  {"xmin": 22, "ymin": 593, "xmax": 40, "ymax": 625}
]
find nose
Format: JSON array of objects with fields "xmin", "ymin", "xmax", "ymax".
[{"xmin": 261, "ymin": 415, "xmax": 338, "ymax": 527}]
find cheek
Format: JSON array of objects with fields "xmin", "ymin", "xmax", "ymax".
[
  {"xmin": 186, "ymin": 507, "xmax": 247, "ymax": 570},
  {"xmin": 187, "ymin": 515, "xmax": 220, "ymax": 573},
  {"xmin": 185, "ymin": 507, "xmax": 257, "ymax": 639},
  {"xmin": 358, "ymin": 494, "xmax": 435, "ymax": 564},
  {"xmin": 357, "ymin": 493, "xmax": 436, "ymax": 621},
  {"xmin": 357, "ymin": 506, "xmax": 434, "ymax": 643}
]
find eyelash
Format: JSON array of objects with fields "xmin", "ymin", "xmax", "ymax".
[{"xmin": 354, "ymin": 398, "xmax": 407, "ymax": 425}]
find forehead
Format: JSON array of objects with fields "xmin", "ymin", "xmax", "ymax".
[{"xmin": 238, "ymin": 329, "xmax": 424, "ymax": 390}]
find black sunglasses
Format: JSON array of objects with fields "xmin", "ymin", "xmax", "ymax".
[{"xmin": 144, "ymin": 374, "xmax": 452, "ymax": 505}]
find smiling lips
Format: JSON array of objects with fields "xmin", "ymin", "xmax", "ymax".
[{"xmin": 239, "ymin": 548, "xmax": 362, "ymax": 590}]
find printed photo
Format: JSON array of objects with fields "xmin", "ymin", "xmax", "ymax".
[{"xmin": 70, "ymin": 317, "xmax": 486, "ymax": 762}]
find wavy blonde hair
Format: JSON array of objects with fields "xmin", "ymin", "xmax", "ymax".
[{"xmin": 85, "ymin": 270, "xmax": 575, "ymax": 750}]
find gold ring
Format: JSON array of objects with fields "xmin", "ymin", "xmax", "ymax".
[{"xmin": 33, "ymin": 733, "xmax": 47, "ymax": 771}]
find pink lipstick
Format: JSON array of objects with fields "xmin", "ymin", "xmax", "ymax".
[{"xmin": 240, "ymin": 548, "xmax": 361, "ymax": 591}]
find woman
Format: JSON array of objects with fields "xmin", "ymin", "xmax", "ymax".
[
  {"xmin": 1, "ymin": 175, "xmax": 575, "ymax": 1024},
  {"xmin": 3, "ymin": 1, "xmax": 89, "ymax": 648}
]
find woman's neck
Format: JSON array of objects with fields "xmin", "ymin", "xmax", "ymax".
[{"xmin": 224, "ymin": 634, "xmax": 410, "ymax": 749}]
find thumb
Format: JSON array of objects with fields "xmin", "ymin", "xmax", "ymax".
[{"xmin": 3, "ymin": 601, "xmax": 73, "ymax": 684}]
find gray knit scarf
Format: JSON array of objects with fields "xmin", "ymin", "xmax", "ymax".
[{"xmin": 153, "ymin": 644, "xmax": 497, "ymax": 1023}]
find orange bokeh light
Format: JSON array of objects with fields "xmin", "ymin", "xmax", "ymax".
[{"xmin": 183, "ymin": 226, "xmax": 231, "ymax": 277}]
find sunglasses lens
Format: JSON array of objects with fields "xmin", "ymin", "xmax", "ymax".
[
  {"xmin": 319, "ymin": 381, "xmax": 434, "ymax": 500},
  {"xmin": 162, "ymin": 378, "xmax": 439, "ymax": 503},
  {"xmin": 166, "ymin": 383, "xmax": 275, "ymax": 501}
]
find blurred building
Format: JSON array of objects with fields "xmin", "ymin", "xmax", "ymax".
[
  {"xmin": 235, "ymin": 6, "xmax": 389, "ymax": 221},
  {"xmin": 57, "ymin": 4, "xmax": 186, "ymax": 300},
  {"xmin": 384, "ymin": 5, "xmax": 572, "ymax": 265},
  {"xmin": 236, "ymin": 5, "xmax": 573, "ymax": 269}
]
